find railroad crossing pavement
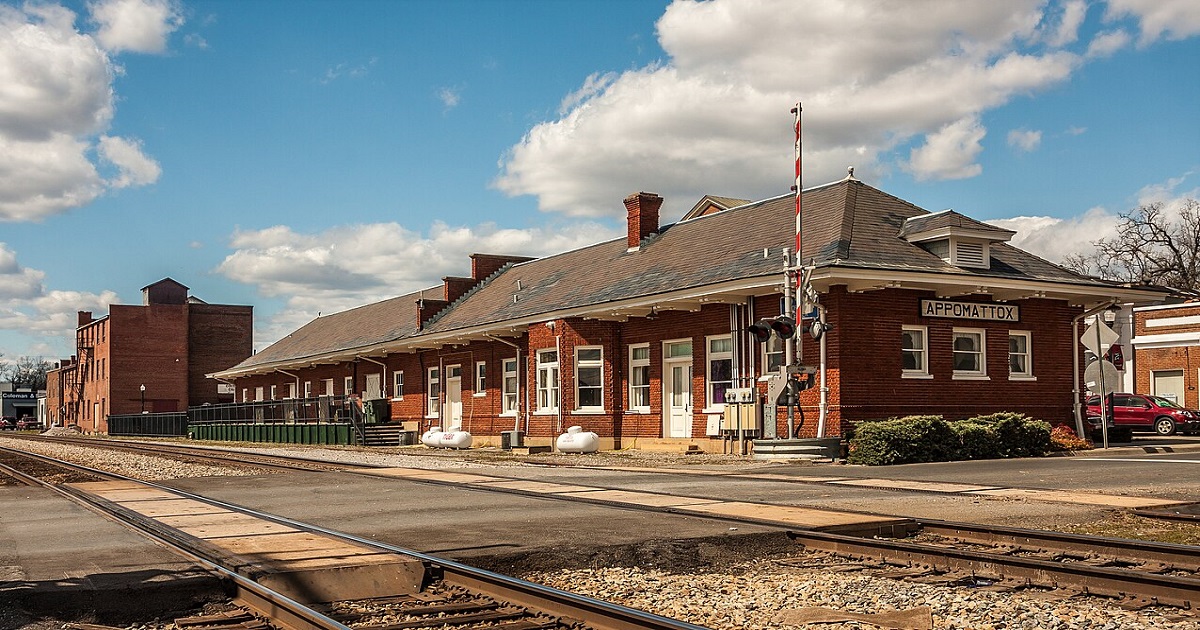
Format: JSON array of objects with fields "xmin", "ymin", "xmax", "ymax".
[{"xmin": 0, "ymin": 485, "xmax": 224, "ymax": 618}]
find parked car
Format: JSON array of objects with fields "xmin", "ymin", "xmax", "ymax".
[
  {"xmin": 1085, "ymin": 393, "xmax": 1200, "ymax": 436},
  {"xmin": 15, "ymin": 417, "xmax": 40, "ymax": 431},
  {"xmin": 0, "ymin": 416, "xmax": 15, "ymax": 430}
]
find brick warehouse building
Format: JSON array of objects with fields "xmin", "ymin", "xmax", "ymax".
[
  {"xmin": 212, "ymin": 176, "xmax": 1164, "ymax": 450},
  {"xmin": 46, "ymin": 279, "xmax": 253, "ymax": 432},
  {"xmin": 1127, "ymin": 302, "xmax": 1200, "ymax": 406}
]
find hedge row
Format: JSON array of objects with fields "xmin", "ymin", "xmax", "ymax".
[{"xmin": 847, "ymin": 412, "xmax": 1054, "ymax": 466}]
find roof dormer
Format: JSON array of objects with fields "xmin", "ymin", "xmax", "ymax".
[{"xmin": 899, "ymin": 209, "xmax": 1015, "ymax": 270}]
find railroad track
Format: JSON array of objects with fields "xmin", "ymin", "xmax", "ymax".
[
  {"xmin": 0, "ymin": 446, "xmax": 708, "ymax": 630},
  {"xmin": 5, "ymin": 437, "xmax": 1200, "ymax": 612}
]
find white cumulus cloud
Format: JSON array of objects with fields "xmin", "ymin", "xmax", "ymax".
[
  {"xmin": 908, "ymin": 117, "xmax": 986, "ymax": 181},
  {"xmin": 494, "ymin": 0, "xmax": 1098, "ymax": 219},
  {"xmin": 217, "ymin": 220, "xmax": 621, "ymax": 346},
  {"xmin": 88, "ymin": 0, "xmax": 182, "ymax": 54},
  {"xmin": 0, "ymin": 2, "xmax": 172, "ymax": 222},
  {"xmin": 0, "ymin": 243, "xmax": 119, "ymax": 355},
  {"xmin": 1007, "ymin": 128, "xmax": 1042, "ymax": 152},
  {"xmin": 1106, "ymin": 0, "xmax": 1200, "ymax": 45}
]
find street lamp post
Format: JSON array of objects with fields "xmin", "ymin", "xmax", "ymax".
[{"xmin": 140, "ymin": 384, "xmax": 146, "ymax": 414}]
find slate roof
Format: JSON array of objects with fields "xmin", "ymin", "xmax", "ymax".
[
  {"xmin": 225, "ymin": 177, "xmax": 1144, "ymax": 371},
  {"xmin": 898, "ymin": 209, "xmax": 1016, "ymax": 241},
  {"xmin": 232, "ymin": 288, "xmax": 436, "ymax": 369},
  {"xmin": 424, "ymin": 178, "xmax": 1110, "ymax": 335}
]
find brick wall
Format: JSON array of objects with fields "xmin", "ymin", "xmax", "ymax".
[
  {"xmin": 1133, "ymin": 305, "xmax": 1200, "ymax": 408},
  {"xmin": 188, "ymin": 303, "xmax": 253, "ymax": 406}
]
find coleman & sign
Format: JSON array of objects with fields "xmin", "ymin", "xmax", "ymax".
[{"xmin": 920, "ymin": 299, "xmax": 1019, "ymax": 322}]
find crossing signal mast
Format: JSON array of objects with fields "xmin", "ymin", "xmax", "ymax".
[{"xmin": 745, "ymin": 103, "xmax": 827, "ymax": 440}]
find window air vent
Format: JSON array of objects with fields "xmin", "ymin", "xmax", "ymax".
[{"xmin": 955, "ymin": 242, "xmax": 986, "ymax": 268}]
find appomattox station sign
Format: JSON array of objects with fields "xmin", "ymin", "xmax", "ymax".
[{"xmin": 921, "ymin": 299, "xmax": 1019, "ymax": 322}]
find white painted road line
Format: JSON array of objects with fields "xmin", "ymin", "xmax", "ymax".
[{"xmin": 1084, "ymin": 458, "xmax": 1200, "ymax": 463}]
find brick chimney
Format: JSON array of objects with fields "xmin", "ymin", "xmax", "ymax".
[
  {"xmin": 77, "ymin": 311, "xmax": 93, "ymax": 327},
  {"xmin": 624, "ymin": 192, "xmax": 663, "ymax": 250}
]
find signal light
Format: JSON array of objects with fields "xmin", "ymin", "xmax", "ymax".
[
  {"xmin": 771, "ymin": 316, "xmax": 796, "ymax": 340},
  {"xmin": 748, "ymin": 315, "xmax": 797, "ymax": 343},
  {"xmin": 747, "ymin": 318, "xmax": 774, "ymax": 343},
  {"xmin": 801, "ymin": 320, "xmax": 826, "ymax": 341}
]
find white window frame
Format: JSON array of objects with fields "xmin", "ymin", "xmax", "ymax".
[
  {"xmin": 762, "ymin": 334, "xmax": 784, "ymax": 375},
  {"xmin": 426, "ymin": 367, "xmax": 440, "ymax": 418},
  {"xmin": 501, "ymin": 358, "xmax": 519, "ymax": 415},
  {"xmin": 574, "ymin": 346, "xmax": 604, "ymax": 412},
  {"xmin": 323, "ymin": 379, "xmax": 334, "ymax": 396},
  {"xmin": 474, "ymin": 361, "xmax": 487, "ymax": 396},
  {"xmin": 303, "ymin": 381, "xmax": 312, "ymax": 398},
  {"xmin": 952, "ymin": 328, "xmax": 988, "ymax": 379},
  {"xmin": 269, "ymin": 384, "xmax": 278, "ymax": 400},
  {"xmin": 286, "ymin": 382, "xmax": 297, "ymax": 399},
  {"xmin": 242, "ymin": 388, "xmax": 248, "ymax": 403},
  {"xmin": 705, "ymin": 335, "xmax": 733, "ymax": 410},
  {"xmin": 344, "ymin": 376, "xmax": 354, "ymax": 396},
  {"xmin": 536, "ymin": 349, "xmax": 560, "ymax": 413},
  {"xmin": 628, "ymin": 344, "xmax": 651, "ymax": 413},
  {"xmin": 392, "ymin": 371, "xmax": 404, "ymax": 400},
  {"xmin": 1008, "ymin": 330, "xmax": 1034, "ymax": 380},
  {"xmin": 254, "ymin": 386, "xmax": 264, "ymax": 402},
  {"xmin": 901, "ymin": 325, "xmax": 931, "ymax": 378}
]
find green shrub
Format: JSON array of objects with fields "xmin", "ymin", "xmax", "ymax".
[
  {"xmin": 949, "ymin": 420, "xmax": 1001, "ymax": 460},
  {"xmin": 847, "ymin": 415, "xmax": 957, "ymax": 466},
  {"xmin": 962, "ymin": 412, "xmax": 1051, "ymax": 457}
]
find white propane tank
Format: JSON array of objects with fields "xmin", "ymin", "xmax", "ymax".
[
  {"xmin": 420, "ymin": 426, "xmax": 443, "ymax": 447},
  {"xmin": 556, "ymin": 425, "xmax": 599, "ymax": 453},
  {"xmin": 437, "ymin": 430, "xmax": 473, "ymax": 449}
]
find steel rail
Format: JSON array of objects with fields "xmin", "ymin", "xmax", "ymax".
[
  {"xmin": 0, "ymin": 446, "xmax": 353, "ymax": 630},
  {"xmin": 917, "ymin": 519, "xmax": 1200, "ymax": 568},
  {"xmin": 0, "ymin": 444, "xmax": 708, "ymax": 630},
  {"xmin": 11, "ymin": 439, "xmax": 1199, "ymax": 609},
  {"xmin": 786, "ymin": 528, "xmax": 1199, "ymax": 608},
  {"xmin": 16, "ymin": 434, "xmax": 370, "ymax": 472}
]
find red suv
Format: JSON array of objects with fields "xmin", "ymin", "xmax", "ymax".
[{"xmin": 1086, "ymin": 393, "xmax": 1200, "ymax": 436}]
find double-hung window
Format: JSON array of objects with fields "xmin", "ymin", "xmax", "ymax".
[
  {"xmin": 323, "ymin": 379, "xmax": 334, "ymax": 396},
  {"xmin": 1009, "ymin": 331, "xmax": 1033, "ymax": 379},
  {"xmin": 303, "ymin": 381, "xmax": 312, "ymax": 398},
  {"xmin": 475, "ymin": 361, "xmax": 487, "ymax": 394},
  {"xmin": 270, "ymin": 385, "xmax": 278, "ymax": 400},
  {"xmin": 344, "ymin": 376, "xmax": 354, "ymax": 396},
  {"xmin": 952, "ymin": 328, "xmax": 987, "ymax": 378},
  {"xmin": 706, "ymin": 335, "xmax": 733, "ymax": 407},
  {"xmin": 426, "ymin": 368, "xmax": 440, "ymax": 417},
  {"xmin": 392, "ymin": 371, "xmax": 404, "ymax": 399},
  {"xmin": 286, "ymin": 382, "xmax": 297, "ymax": 399},
  {"xmin": 536, "ymin": 350, "xmax": 559, "ymax": 412},
  {"xmin": 501, "ymin": 358, "xmax": 519, "ymax": 414},
  {"xmin": 629, "ymin": 344, "xmax": 650, "ymax": 412},
  {"xmin": 575, "ymin": 347, "xmax": 603, "ymax": 411},
  {"xmin": 901, "ymin": 326, "xmax": 929, "ymax": 377}
]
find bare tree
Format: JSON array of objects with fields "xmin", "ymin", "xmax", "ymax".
[
  {"xmin": 8, "ymin": 356, "xmax": 50, "ymax": 391},
  {"xmin": 1063, "ymin": 199, "xmax": 1200, "ymax": 291}
]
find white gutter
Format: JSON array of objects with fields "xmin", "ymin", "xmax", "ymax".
[
  {"xmin": 358, "ymin": 356, "xmax": 388, "ymax": 398},
  {"xmin": 816, "ymin": 304, "xmax": 828, "ymax": 438},
  {"xmin": 486, "ymin": 335, "xmax": 523, "ymax": 433}
]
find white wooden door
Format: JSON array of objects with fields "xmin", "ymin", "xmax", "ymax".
[
  {"xmin": 444, "ymin": 365, "xmax": 463, "ymax": 429},
  {"xmin": 666, "ymin": 362, "xmax": 692, "ymax": 438}
]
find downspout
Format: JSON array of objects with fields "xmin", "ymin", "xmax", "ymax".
[
  {"xmin": 276, "ymin": 369, "xmax": 300, "ymax": 397},
  {"xmin": 1073, "ymin": 300, "xmax": 1118, "ymax": 436},
  {"xmin": 358, "ymin": 356, "xmax": 388, "ymax": 398},
  {"xmin": 555, "ymin": 330, "xmax": 563, "ymax": 437},
  {"xmin": 816, "ymin": 304, "xmax": 829, "ymax": 438},
  {"xmin": 486, "ymin": 335, "xmax": 522, "ymax": 433}
]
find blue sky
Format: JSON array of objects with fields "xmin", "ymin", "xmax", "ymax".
[{"xmin": 1, "ymin": 0, "xmax": 1198, "ymax": 363}]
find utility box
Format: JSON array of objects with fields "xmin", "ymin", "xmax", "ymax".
[
  {"xmin": 722, "ymin": 389, "xmax": 761, "ymax": 431},
  {"xmin": 363, "ymin": 399, "xmax": 389, "ymax": 424},
  {"xmin": 501, "ymin": 430, "xmax": 524, "ymax": 450}
]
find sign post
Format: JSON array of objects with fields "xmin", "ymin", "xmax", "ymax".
[{"xmin": 1081, "ymin": 318, "xmax": 1119, "ymax": 449}]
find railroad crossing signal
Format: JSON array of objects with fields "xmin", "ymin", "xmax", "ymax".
[{"xmin": 748, "ymin": 315, "xmax": 796, "ymax": 342}]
